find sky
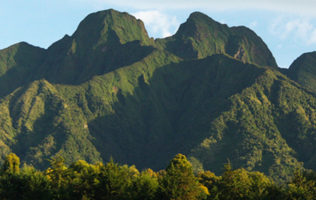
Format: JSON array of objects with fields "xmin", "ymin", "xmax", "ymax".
[{"xmin": 1, "ymin": 0, "xmax": 316, "ymax": 68}]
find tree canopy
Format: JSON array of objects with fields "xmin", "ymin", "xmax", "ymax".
[{"xmin": 0, "ymin": 153, "xmax": 316, "ymax": 200}]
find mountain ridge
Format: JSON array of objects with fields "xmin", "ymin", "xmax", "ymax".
[
  {"xmin": 288, "ymin": 51, "xmax": 316, "ymax": 94},
  {"xmin": 156, "ymin": 11, "xmax": 277, "ymax": 68},
  {"xmin": 0, "ymin": 9, "xmax": 315, "ymax": 182}
]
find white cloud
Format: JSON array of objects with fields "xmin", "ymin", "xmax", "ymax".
[
  {"xmin": 270, "ymin": 17, "xmax": 316, "ymax": 45},
  {"xmin": 133, "ymin": 10, "xmax": 179, "ymax": 38},
  {"xmin": 87, "ymin": 0, "xmax": 316, "ymax": 17}
]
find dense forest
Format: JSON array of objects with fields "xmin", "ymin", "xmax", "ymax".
[{"xmin": 0, "ymin": 153, "xmax": 316, "ymax": 200}]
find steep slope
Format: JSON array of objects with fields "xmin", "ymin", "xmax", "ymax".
[
  {"xmin": 0, "ymin": 80, "xmax": 101, "ymax": 168},
  {"xmin": 188, "ymin": 68, "xmax": 316, "ymax": 181},
  {"xmin": 2, "ymin": 52, "xmax": 314, "ymax": 181},
  {"xmin": 0, "ymin": 9, "xmax": 315, "ymax": 182},
  {"xmin": 0, "ymin": 42, "xmax": 45, "ymax": 97},
  {"xmin": 157, "ymin": 12, "xmax": 277, "ymax": 68},
  {"xmin": 288, "ymin": 51, "xmax": 316, "ymax": 94},
  {"xmin": 40, "ymin": 9, "xmax": 154, "ymax": 84}
]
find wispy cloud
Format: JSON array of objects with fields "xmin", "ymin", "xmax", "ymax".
[
  {"xmin": 133, "ymin": 10, "xmax": 179, "ymax": 38},
  {"xmin": 249, "ymin": 21, "xmax": 258, "ymax": 28},
  {"xmin": 87, "ymin": 0, "xmax": 316, "ymax": 17},
  {"xmin": 270, "ymin": 17, "xmax": 316, "ymax": 45}
]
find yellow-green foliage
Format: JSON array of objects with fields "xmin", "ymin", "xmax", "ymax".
[
  {"xmin": 0, "ymin": 154, "xmax": 315, "ymax": 200},
  {"xmin": 1, "ymin": 153, "xmax": 20, "ymax": 174},
  {"xmin": 159, "ymin": 154, "xmax": 202, "ymax": 200}
]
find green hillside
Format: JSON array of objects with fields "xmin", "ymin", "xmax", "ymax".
[
  {"xmin": 0, "ymin": 9, "xmax": 315, "ymax": 182},
  {"xmin": 156, "ymin": 12, "xmax": 277, "ymax": 67},
  {"xmin": 0, "ymin": 42, "xmax": 45, "ymax": 97},
  {"xmin": 288, "ymin": 51, "xmax": 316, "ymax": 94}
]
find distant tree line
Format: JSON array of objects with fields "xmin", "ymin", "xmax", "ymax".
[{"xmin": 0, "ymin": 153, "xmax": 315, "ymax": 200}]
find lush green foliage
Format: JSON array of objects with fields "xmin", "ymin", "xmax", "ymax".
[
  {"xmin": 156, "ymin": 12, "xmax": 277, "ymax": 67},
  {"xmin": 0, "ymin": 9, "xmax": 315, "ymax": 183},
  {"xmin": 288, "ymin": 51, "xmax": 316, "ymax": 94},
  {"xmin": 1, "ymin": 153, "xmax": 316, "ymax": 200},
  {"xmin": 158, "ymin": 154, "xmax": 203, "ymax": 200}
]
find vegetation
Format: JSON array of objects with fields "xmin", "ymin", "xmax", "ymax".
[
  {"xmin": 156, "ymin": 12, "xmax": 277, "ymax": 67},
  {"xmin": 0, "ymin": 153, "xmax": 316, "ymax": 200},
  {"xmin": 0, "ymin": 9, "xmax": 315, "ymax": 184},
  {"xmin": 288, "ymin": 51, "xmax": 316, "ymax": 94}
]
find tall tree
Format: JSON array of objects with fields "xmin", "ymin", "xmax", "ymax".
[
  {"xmin": 158, "ymin": 154, "xmax": 205, "ymax": 200},
  {"xmin": 1, "ymin": 153, "xmax": 20, "ymax": 174}
]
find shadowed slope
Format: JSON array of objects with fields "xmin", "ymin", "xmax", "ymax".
[
  {"xmin": 288, "ymin": 51, "xmax": 316, "ymax": 94},
  {"xmin": 40, "ymin": 9, "xmax": 155, "ymax": 84},
  {"xmin": 0, "ymin": 42, "xmax": 45, "ymax": 97},
  {"xmin": 157, "ymin": 12, "xmax": 277, "ymax": 68}
]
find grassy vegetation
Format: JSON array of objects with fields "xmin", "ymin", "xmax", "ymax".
[
  {"xmin": 0, "ymin": 9, "xmax": 315, "ymax": 184},
  {"xmin": 156, "ymin": 12, "xmax": 277, "ymax": 67}
]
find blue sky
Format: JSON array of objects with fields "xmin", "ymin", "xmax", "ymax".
[{"xmin": 1, "ymin": 0, "xmax": 316, "ymax": 68}]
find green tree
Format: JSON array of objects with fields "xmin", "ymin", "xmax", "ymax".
[
  {"xmin": 46, "ymin": 155, "xmax": 69, "ymax": 199},
  {"xmin": 198, "ymin": 171, "xmax": 221, "ymax": 200},
  {"xmin": 131, "ymin": 169, "xmax": 159, "ymax": 200},
  {"xmin": 46, "ymin": 156, "xmax": 67, "ymax": 186},
  {"xmin": 19, "ymin": 165, "xmax": 53, "ymax": 200},
  {"xmin": 285, "ymin": 170, "xmax": 316, "ymax": 200},
  {"xmin": 0, "ymin": 162, "xmax": 52, "ymax": 200},
  {"xmin": 95, "ymin": 158, "xmax": 135, "ymax": 200},
  {"xmin": 219, "ymin": 167, "xmax": 273, "ymax": 200},
  {"xmin": 67, "ymin": 160, "xmax": 102, "ymax": 200},
  {"xmin": 158, "ymin": 154, "xmax": 203, "ymax": 200},
  {"xmin": 1, "ymin": 153, "xmax": 20, "ymax": 174}
]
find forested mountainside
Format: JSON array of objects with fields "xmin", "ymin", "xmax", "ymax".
[{"xmin": 0, "ymin": 9, "xmax": 315, "ymax": 181}]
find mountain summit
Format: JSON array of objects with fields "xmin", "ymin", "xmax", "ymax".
[
  {"xmin": 0, "ymin": 9, "xmax": 315, "ymax": 182},
  {"xmin": 157, "ymin": 11, "xmax": 277, "ymax": 67},
  {"xmin": 72, "ymin": 9, "xmax": 152, "ymax": 48},
  {"xmin": 288, "ymin": 51, "xmax": 316, "ymax": 94},
  {"xmin": 40, "ymin": 9, "xmax": 155, "ymax": 84}
]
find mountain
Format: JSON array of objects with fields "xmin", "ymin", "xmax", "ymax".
[
  {"xmin": 39, "ymin": 9, "xmax": 154, "ymax": 85},
  {"xmin": 0, "ymin": 42, "xmax": 45, "ymax": 97},
  {"xmin": 288, "ymin": 51, "xmax": 316, "ymax": 94},
  {"xmin": 156, "ymin": 12, "xmax": 277, "ymax": 67},
  {"xmin": 0, "ymin": 9, "xmax": 315, "ymax": 181}
]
